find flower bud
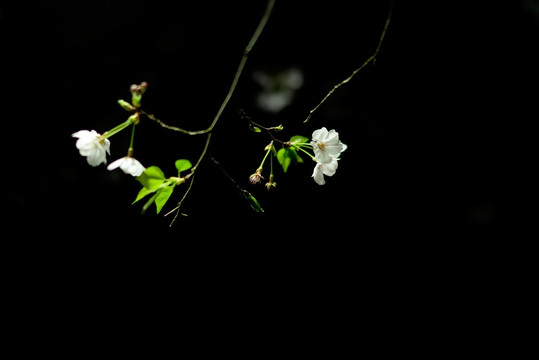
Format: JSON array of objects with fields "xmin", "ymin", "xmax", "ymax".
[
  {"xmin": 139, "ymin": 81, "xmax": 148, "ymax": 94},
  {"xmin": 118, "ymin": 99, "xmax": 136, "ymax": 111},
  {"xmin": 249, "ymin": 168, "xmax": 264, "ymax": 184},
  {"xmin": 265, "ymin": 175, "xmax": 277, "ymax": 191},
  {"xmin": 128, "ymin": 112, "xmax": 140, "ymax": 125},
  {"xmin": 130, "ymin": 82, "xmax": 148, "ymax": 108}
]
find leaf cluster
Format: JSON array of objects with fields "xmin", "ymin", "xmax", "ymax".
[
  {"xmin": 133, "ymin": 159, "xmax": 192, "ymax": 214},
  {"xmin": 276, "ymin": 135, "xmax": 309, "ymax": 173}
]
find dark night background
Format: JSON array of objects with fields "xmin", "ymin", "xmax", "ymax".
[{"xmin": 1, "ymin": 0, "xmax": 538, "ymax": 342}]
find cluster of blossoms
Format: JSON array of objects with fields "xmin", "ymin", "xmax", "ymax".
[
  {"xmin": 248, "ymin": 126, "xmax": 346, "ymax": 188},
  {"xmin": 72, "ymin": 83, "xmax": 347, "ymax": 220},
  {"xmin": 73, "ymin": 84, "xmax": 148, "ymax": 178},
  {"xmin": 310, "ymin": 127, "xmax": 347, "ymax": 185},
  {"xmin": 72, "ymin": 128, "xmax": 145, "ymax": 177}
]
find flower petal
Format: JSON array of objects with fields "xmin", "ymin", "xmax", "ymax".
[
  {"xmin": 86, "ymin": 149, "xmax": 104, "ymax": 166},
  {"xmin": 107, "ymin": 157, "xmax": 124, "ymax": 171},
  {"xmin": 129, "ymin": 164, "xmax": 145, "ymax": 177},
  {"xmin": 130, "ymin": 159, "xmax": 145, "ymax": 176},
  {"xmin": 314, "ymin": 149, "xmax": 333, "ymax": 164},
  {"xmin": 312, "ymin": 163, "xmax": 326, "ymax": 185},
  {"xmin": 322, "ymin": 159, "xmax": 338, "ymax": 176},
  {"xmin": 326, "ymin": 143, "xmax": 344, "ymax": 156},
  {"xmin": 311, "ymin": 127, "xmax": 328, "ymax": 142},
  {"xmin": 119, "ymin": 157, "xmax": 132, "ymax": 172},
  {"xmin": 324, "ymin": 129, "xmax": 340, "ymax": 143},
  {"xmin": 72, "ymin": 130, "xmax": 91, "ymax": 139},
  {"xmin": 103, "ymin": 138, "xmax": 111, "ymax": 155}
]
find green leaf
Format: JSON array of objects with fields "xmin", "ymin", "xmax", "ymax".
[
  {"xmin": 273, "ymin": 124, "xmax": 284, "ymax": 132},
  {"xmin": 250, "ymin": 125, "xmax": 262, "ymax": 133},
  {"xmin": 155, "ymin": 185, "xmax": 175, "ymax": 214},
  {"xmin": 141, "ymin": 193, "xmax": 159, "ymax": 214},
  {"xmin": 290, "ymin": 135, "xmax": 309, "ymax": 145},
  {"xmin": 175, "ymin": 159, "xmax": 192, "ymax": 175},
  {"xmin": 244, "ymin": 192, "xmax": 264, "ymax": 213},
  {"xmin": 137, "ymin": 183, "xmax": 175, "ymax": 214},
  {"xmin": 277, "ymin": 148, "xmax": 292, "ymax": 173},
  {"xmin": 133, "ymin": 186, "xmax": 157, "ymax": 204},
  {"xmin": 289, "ymin": 148, "xmax": 303, "ymax": 163},
  {"xmin": 136, "ymin": 166, "xmax": 166, "ymax": 190}
]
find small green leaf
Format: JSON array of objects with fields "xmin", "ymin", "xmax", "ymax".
[
  {"xmin": 136, "ymin": 166, "xmax": 166, "ymax": 190},
  {"xmin": 175, "ymin": 159, "xmax": 192, "ymax": 175},
  {"xmin": 273, "ymin": 124, "xmax": 284, "ymax": 132},
  {"xmin": 277, "ymin": 148, "xmax": 292, "ymax": 173},
  {"xmin": 250, "ymin": 125, "xmax": 262, "ymax": 133},
  {"xmin": 288, "ymin": 148, "xmax": 303, "ymax": 163},
  {"xmin": 133, "ymin": 186, "xmax": 157, "ymax": 204},
  {"xmin": 244, "ymin": 192, "xmax": 264, "ymax": 213},
  {"xmin": 290, "ymin": 135, "xmax": 309, "ymax": 145},
  {"xmin": 142, "ymin": 193, "xmax": 159, "ymax": 214},
  {"xmin": 155, "ymin": 185, "xmax": 175, "ymax": 214}
]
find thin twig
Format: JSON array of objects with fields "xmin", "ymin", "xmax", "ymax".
[
  {"xmin": 166, "ymin": 132, "xmax": 211, "ymax": 227},
  {"xmin": 209, "ymin": 156, "xmax": 244, "ymax": 193},
  {"xmin": 250, "ymin": 120, "xmax": 289, "ymax": 145},
  {"xmin": 165, "ymin": 174, "xmax": 195, "ymax": 225},
  {"xmin": 239, "ymin": 109, "xmax": 289, "ymax": 146},
  {"xmin": 143, "ymin": 0, "xmax": 276, "ymax": 135},
  {"xmin": 140, "ymin": 110, "xmax": 191, "ymax": 134},
  {"xmin": 188, "ymin": 132, "xmax": 212, "ymax": 177},
  {"xmin": 164, "ymin": 1, "xmax": 275, "ymax": 226},
  {"xmin": 304, "ymin": 0, "xmax": 393, "ymax": 123}
]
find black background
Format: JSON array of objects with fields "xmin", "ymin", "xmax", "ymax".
[
  {"xmin": 2, "ymin": 0, "xmax": 538, "ymax": 338},
  {"xmin": 7, "ymin": 0, "xmax": 537, "ymax": 237}
]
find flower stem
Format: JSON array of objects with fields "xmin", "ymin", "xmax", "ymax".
[
  {"xmin": 296, "ymin": 146, "xmax": 316, "ymax": 161},
  {"xmin": 101, "ymin": 119, "xmax": 132, "ymax": 140},
  {"xmin": 269, "ymin": 147, "xmax": 274, "ymax": 177},
  {"xmin": 165, "ymin": 174, "xmax": 195, "ymax": 227},
  {"xmin": 259, "ymin": 141, "xmax": 273, "ymax": 169},
  {"xmin": 127, "ymin": 123, "xmax": 136, "ymax": 157}
]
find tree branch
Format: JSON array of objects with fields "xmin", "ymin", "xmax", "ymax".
[
  {"xmin": 304, "ymin": 0, "xmax": 393, "ymax": 123},
  {"xmin": 143, "ymin": 0, "xmax": 276, "ymax": 135},
  {"xmin": 162, "ymin": 0, "xmax": 275, "ymax": 226}
]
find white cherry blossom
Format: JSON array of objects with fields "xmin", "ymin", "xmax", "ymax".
[
  {"xmin": 107, "ymin": 156, "xmax": 145, "ymax": 177},
  {"xmin": 72, "ymin": 130, "xmax": 111, "ymax": 167},
  {"xmin": 312, "ymin": 158, "xmax": 338, "ymax": 185},
  {"xmin": 311, "ymin": 127, "xmax": 345, "ymax": 164}
]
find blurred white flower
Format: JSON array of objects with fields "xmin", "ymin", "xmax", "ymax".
[
  {"xmin": 253, "ymin": 67, "xmax": 304, "ymax": 113},
  {"xmin": 312, "ymin": 158, "xmax": 338, "ymax": 186},
  {"xmin": 311, "ymin": 127, "xmax": 345, "ymax": 164},
  {"xmin": 107, "ymin": 156, "xmax": 145, "ymax": 177},
  {"xmin": 72, "ymin": 130, "xmax": 111, "ymax": 167}
]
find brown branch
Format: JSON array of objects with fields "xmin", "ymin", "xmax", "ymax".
[
  {"xmin": 142, "ymin": 0, "xmax": 276, "ymax": 135},
  {"xmin": 304, "ymin": 0, "xmax": 394, "ymax": 123}
]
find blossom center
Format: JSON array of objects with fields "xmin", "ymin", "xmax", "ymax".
[{"xmin": 317, "ymin": 142, "xmax": 326, "ymax": 151}]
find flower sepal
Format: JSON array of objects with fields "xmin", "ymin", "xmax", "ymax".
[
  {"xmin": 249, "ymin": 168, "xmax": 264, "ymax": 184},
  {"xmin": 265, "ymin": 175, "xmax": 277, "ymax": 191}
]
